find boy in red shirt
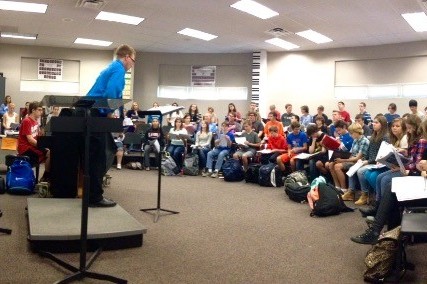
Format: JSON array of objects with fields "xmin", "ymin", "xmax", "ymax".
[
  {"xmin": 261, "ymin": 125, "xmax": 287, "ymax": 164},
  {"xmin": 18, "ymin": 101, "xmax": 50, "ymax": 180}
]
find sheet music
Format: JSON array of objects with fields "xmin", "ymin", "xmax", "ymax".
[
  {"xmin": 235, "ymin": 137, "xmax": 246, "ymax": 145},
  {"xmin": 295, "ymin": 152, "xmax": 321, "ymax": 160},
  {"xmin": 257, "ymin": 149, "xmax": 273, "ymax": 154},
  {"xmin": 153, "ymin": 139, "xmax": 160, "ymax": 152},
  {"xmin": 376, "ymin": 141, "xmax": 410, "ymax": 174},
  {"xmin": 392, "ymin": 176, "xmax": 427, "ymax": 201},
  {"xmin": 346, "ymin": 159, "xmax": 364, "ymax": 177}
]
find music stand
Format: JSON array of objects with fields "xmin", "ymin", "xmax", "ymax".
[
  {"xmin": 140, "ymin": 106, "xmax": 184, "ymax": 223},
  {"xmin": 38, "ymin": 96, "xmax": 127, "ymax": 283}
]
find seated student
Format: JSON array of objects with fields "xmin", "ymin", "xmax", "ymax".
[
  {"xmin": 226, "ymin": 112, "xmax": 242, "ymax": 134},
  {"xmin": 46, "ymin": 105, "xmax": 60, "ymax": 124},
  {"xmin": 384, "ymin": 103, "xmax": 400, "ymax": 125},
  {"xmin": 233, "ymin": 122, "xmax": 261, "ymax": 171},
  {"xmin": 360, "ymin": 115, "xmax": 419, "ymax": 219},
  {"xmin": 203, "ymin": 121, "xmax": 236, "ymax": 178},
  {"xmin": 226, "ymin": 103, "xmax": 242, "ymax": 123},
  {"xmin": 326, "ymin": 123, "xmax": 369, "ymax": 192},
  {"xmin": 247, "ymin": 111, "xmax": 264, "ymax": 139},
  {"xmin": 342, "ymin": 116, "xmax": 389, "ymax": 204},
  {"xmin": 17, "ymin": 101, "xmax": 50, "ymax": 181},
  {"xmin": 277, "ymin": 121, "xmax": 307, "ymax": 172},
  {"xmin": 312, "ymin": 105, "xmax": 328, "ymax": 124},
  {"xmin": 188, "ymin": 104, "xmax": 202, "ymax": 124},
  {"xmin": 351, "ymin": 118, "xmax": 427, "ymax": 245},
  {"xmin": 354, "ymin": 114, "xmax": 372, "ymax": 137},
  {"xmin": 143, "ymin": 118, "xmax": 165, "ymax": 171},
  {"xmin": 328, "ymin": 110, "xmax": 342, "ymax": 137},
  {"xmin": 194, "ymin": 120, "xmax": 212, "ymax": 172},
  {"xmin": 305, "ymin": 124, "xmax": 328, "ymax": 182},
  {"xmin": 299, "ymin": 105, "xmax": 313, "ymax": 129},
  {"xmin": 314, "ymin": 116, "xmax": 328, "ymax": 134},
  {"xmin": 166, "ymin": 118, "xmax": 188, "ymax": 169},
  {"xmin": 316, "ymin": 120, "xmax": 353, "ymax": 176},
  {"xmin": 2, "ymin": 102, "xmax": 19, "ymax": 133},
  {"xmin": 182, "ymin": 113, "xmax": 196, "ymax": 144},
  {"xmin": 114, "ymin": 132, "xmax": 125, "ymax": 170},
  {"xmin": 264, "ymin": 111, "xmax": 284, "ymax": 137},
  {"xmin": 167, "ymin": 102, "xmax": 184, "ymax": 126},
  {"xmin": 261, "ymin": 125, "xmax": 287, "ymax": 163}
]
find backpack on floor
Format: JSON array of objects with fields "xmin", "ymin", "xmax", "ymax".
[
  {"xmin": 285, "ymin": 183, "xmax": 311, "ymax": 203},
  {"xmin": 308, "ymin": 183, "xmax": 354, "ymax": 217},
  {"xmin": 222, "ymin": 159, "xmax": 244, "ymax": 182},
  {"xmin": 161, "ymin": 155, "xmax": 180, "ymax": 176},
  {"xmin": 284, "ymin": 171, "xmax": 308, "ymax": 188},
  {"xmin": 6, "ymin": 159, "xmax": 36, "ymax": 195},
  {"xmin": 245, "ymin": 163, "xmax": 262, "ymax": 183},
  {"xmin": 363, "ymin": 226, "xmax": 401, "ymax": 283},
  {"xmin": 258, "ymin": 163, "xmax": 284, "ymax": 187},
  {"xmin": 183, "ymin": 153, "xmax": 199, "ymax": 176}
]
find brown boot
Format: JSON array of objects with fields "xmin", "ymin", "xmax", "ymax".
[
  {"xmin": 355, "ymin": 192, "xmax": 369, "ymax": 205},
  {"xmin": 341, "ymin": 191, "xmax": 355, "ymax": 201}
]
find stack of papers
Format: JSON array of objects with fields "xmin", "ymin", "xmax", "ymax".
[{"xmin": 392, "ymin": 176, "xmax": 427, "ymax": 201}]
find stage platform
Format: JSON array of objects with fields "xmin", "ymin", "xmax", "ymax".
[{"xmin": 27, "ymin": 198, "xmax": 147, "ymax": 253}]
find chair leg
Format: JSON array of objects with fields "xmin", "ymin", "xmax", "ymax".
[{"xmin": 35, "ymin": 165, "xmax": 40, "ymax": 182}]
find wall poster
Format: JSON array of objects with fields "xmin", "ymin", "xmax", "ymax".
[
  {"xmin": 38, "ymin": 58, "xmax": 63, "ymax": 81},
  {"xmin": 191, "ymin": 65, "xmax": 216, "ymax": 86}
]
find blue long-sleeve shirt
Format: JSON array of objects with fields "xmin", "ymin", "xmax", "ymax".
[{"xmin": 87, "ymin": 60, "xmax": 126, "ymax": 99}]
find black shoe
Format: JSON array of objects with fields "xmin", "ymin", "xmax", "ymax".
[
  {"xmin": 359, "ymin": 206, "xmax": 377, "ymax": 217},
  {"xmin": 89, "ymin": 197, "xmax": 116, "ymax": 208},
  {"xmin": 350, "ymin": 228, "xmax": 380, "ymax": 245}
]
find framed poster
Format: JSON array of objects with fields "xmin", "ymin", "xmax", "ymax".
[
  {"xmin": 191, "ymin": 65, "xmax": 216, "ymax": 87},
  {"xmin": 38, "ymin": 58, "xmax": 63, "ymax": 81}
]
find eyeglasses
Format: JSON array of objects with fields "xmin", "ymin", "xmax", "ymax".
[{"xmin": 128, "ymin": 55, "xmax": 135, "ymax": 63}]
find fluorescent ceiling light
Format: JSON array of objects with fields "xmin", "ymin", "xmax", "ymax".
[
  {"xmin": 177, "ymin": 28, "xmax": 217, "ymax": 41},
  {"xmin": 0, "ymin": 0, "xmax": 47, "ymax": 13},
  {"xmin": 95, "ymin": 11, "xmax": 144, "ymax": 25},
  {"xmin": 1, "ymin": 32, "xmax": 37, "ymax": 40},
  {"xmin": 74, "ymin": 38, "xmax": 112, "ymax": 47},
  {"xmin": 402, "ymin": 12, "xmax": 427, "ymax": 32},
  {"xmin": 230, "ymin": 0, "xmax": 278, "ymax": 19},
  {"xmin": 265, "ymin": 38, "xmax": 299, "ymax": 50},
  {"xmin": 296, "ymin": 29, "xmax": 332, "ymax": 44}
]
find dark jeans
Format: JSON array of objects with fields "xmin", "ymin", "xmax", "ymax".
[
  {"xmin": 167, "ymin": 144, "xmax": 185, "ymax": 168},
  {"xmin": 195, "ymin": 147, "xmax": 210, "ymax": 169}
]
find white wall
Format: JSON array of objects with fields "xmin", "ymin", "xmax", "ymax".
[
  {"xmin": 0, "ymin": 43, "xmax": 112, "ymax": 109},
  {"xmin": 266, "ymin": 40, "xmax": 427, "ymax": 119}
]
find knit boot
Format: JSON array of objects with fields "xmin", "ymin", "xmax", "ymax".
[
  {"xmin": 355, "ymin": 192, "xmax": 369, "ymax": 205},
  {"xmin": 341, "ymin": 190, "xmax": 355, "ymax": 201}
]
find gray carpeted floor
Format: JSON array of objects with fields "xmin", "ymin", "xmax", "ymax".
[{"xmin": 0, "ymin": 167, "xmax": 426, "ymax": 283}]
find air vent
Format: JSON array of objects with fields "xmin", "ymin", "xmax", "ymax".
[
  {"xmin": 265, "ymin": 27, "xmax": 293, "ymax": 37},
  {"xmin": 75, "ymin": 0, "xmax": 106, "ymax": 10}
]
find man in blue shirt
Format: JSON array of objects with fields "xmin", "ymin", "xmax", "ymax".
[{"xmin": 87, "ymin": 44, "xmax": 136, "ymax": 207}]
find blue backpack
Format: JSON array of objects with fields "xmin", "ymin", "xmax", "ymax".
[
  {"xmin": 6, "ymin": 159, "xmax": 36, "ymax": 195},
  {"xmin": 222, "ymin": 159, "xmax": 244, "ymax": 182}
]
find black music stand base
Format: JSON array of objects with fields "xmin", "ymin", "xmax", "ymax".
[
  {"xmin": 39, "ymin": 248, "xmax": 127, "ymax": 284},
  {"xmin": 140, "ymin": 152, "xmax": 179, "ymax": 223},
  {"xmin": 0, "ymin": 210, "xmax": 12, "ymax": 235},
  {"xmin": 140, "ymin": 208, "xmax": 179, "ymax": 223}
]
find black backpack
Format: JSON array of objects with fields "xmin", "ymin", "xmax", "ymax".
[
  {"xmin": 258, "ymin": 163, "xmax": 284, "ymax": 187},
  {"xmin": 285, "ymin": 183, "xmax": 311, "ymax": 203},
  {"xmin": 245, "ymin": 163, "xmax": 262, "ymax": 183},
  {"xmin": 222, "ymin": 159, "xmax": 244, "ymax": 182},
  {"xmin": 311, "ymin": 183, "xmax": 354, "ymax": 217}
]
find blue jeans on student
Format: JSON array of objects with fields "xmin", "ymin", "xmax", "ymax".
[
  {"xmin": 375, "ymin": 170, "xmax": 403, "ymax": 201},
  {"xmin": 196, "ymin": 147, "xmax": 210, "ymax": 169},
  {"xmin": 206, "ymin": 148, "xmax": 229, "ymax": 171},
  {"xmin": 167, "ymin": 144, "xmax": 185, "ymax": 168},
  {"xmin": 348, "ymin": 165, "xmax": 372, "ymax": 193}
]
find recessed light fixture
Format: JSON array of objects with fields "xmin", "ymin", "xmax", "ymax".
[
  {"xmin": 95, "ymin": 11, "xmax": 144, "ymax": 26},
  {"xmin": 265, "ymin": 38, "xmax": 299, "ymax": 50},
  {"xmin": 74, "ymin": 38, "xmax": 112, "ymax": 47},
  {"xmin": 1, "ymin": 32, "xmax": 37, "ymax": 40},
  {"xmin": 296, "ymin": 29, "xmax": 332, "ymax": 44},
  {"xmin": 177, "ymin": 28, "xmax": 217, "ymax": 41},
  {"xmin": 0, "ymin": 0, "xmax": 47, "ymax": 13},
  {"xmin": 230, "ymin": 0, "xmax": 278, "ymax": 19},
  {"xmin": 402, "ymin": 12, "xmax": 427, "ymax": 32}
]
